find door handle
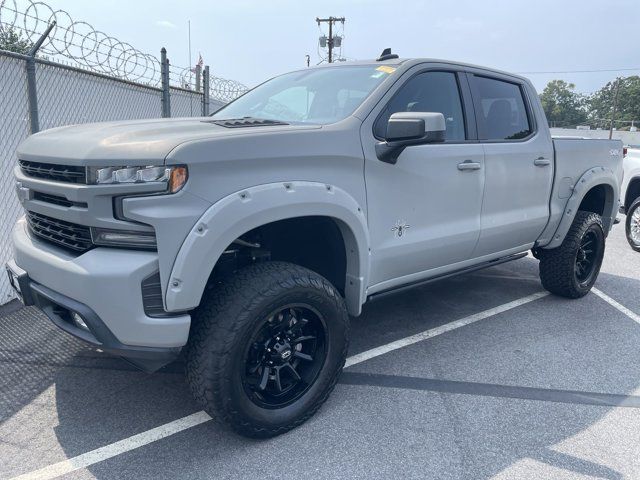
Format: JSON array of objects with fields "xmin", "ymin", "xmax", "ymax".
[
  {"xmin": 534, "ymin": 157, "xmax": 551, "ymax": 166},
  {"xmin": 457, "ymin": 160, "xmax": 481, "ymax": 171}
]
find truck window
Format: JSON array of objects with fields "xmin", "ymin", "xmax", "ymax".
[
  {"xmin": 472, "ymin": 76, "xmax": 532, "ymax": 141},
  {"xmin": 211, "ymin": 66, "xmax": 393, "ymax": 125},
  {"xmin": 265, "ymin": 87, "xmax": 316, "ymax": 122},
  {"xmin": 374, "ymin": 71, "xmax": 466, "ymax": 141}
]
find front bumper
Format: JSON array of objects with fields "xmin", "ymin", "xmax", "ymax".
[{"xmin": 9, "ymin": 217, "xmax": 191, "ymax": 371}]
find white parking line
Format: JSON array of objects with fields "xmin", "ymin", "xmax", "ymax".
[
  {"xmin": 10, "ymin": 290, "xmax": 550, "ymax": 480},
  {"xmin": 10, "ymin": 412, "xmax": 212, "ymax": 480},
  {"xmin": 345, "ymin": 291, "xmax": 550, "ymax": 368},
  {"xmin": 592, "ymin": 287, "xmax": 640, "ymax": 324}
]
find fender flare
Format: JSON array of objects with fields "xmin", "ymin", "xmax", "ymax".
[
  {"xmin": 165, "ymin": 181, "xmax": 370, "ymax": 316},
  {"xmin": 542, "ymin": 166, "xmax": 619, "ymax": 249}
]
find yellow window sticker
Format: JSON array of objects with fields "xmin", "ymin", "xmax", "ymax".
[{"xmin": 376, "ymin": 65, "xmax": 396, "ymax": 74}]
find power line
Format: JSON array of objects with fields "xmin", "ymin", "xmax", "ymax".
[{"xmin": 518, "ymin": 67, "xmax": 640, "ymax": 75}]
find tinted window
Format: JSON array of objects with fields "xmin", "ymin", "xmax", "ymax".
[
  {"xmin": 375, "ymin": 71, "xmax": 466, "ymax": 141},
  {"xmin": 473, "ymin": 76, "xmax": 532, "ymax": 140}
]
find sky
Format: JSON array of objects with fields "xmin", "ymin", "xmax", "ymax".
[{"xmin": 14, "ymin": 0, "xmax": 640, "ymax": 94}]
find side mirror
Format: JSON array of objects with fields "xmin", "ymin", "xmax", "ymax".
[{"xmin": 376, "ymin": 112, "xmax": 446, "ymax": 164}]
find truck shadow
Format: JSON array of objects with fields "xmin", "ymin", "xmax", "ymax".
[{"xmin": 1, "ymin": 256, "xmax": 638, "ymax": 478}]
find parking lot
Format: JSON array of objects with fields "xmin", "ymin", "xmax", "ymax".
[{"xmin": 1, "ymin": 221, "xmax": 639, "ymax": 480}]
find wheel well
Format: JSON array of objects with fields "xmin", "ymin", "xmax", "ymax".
[
  {"xmin": 625, "ymin": 178, "xmax": 640, "ymax": 210},
  {"xmin": 578, "ymin": 184, "xmax": 609, "ymax": 216},
  {"xmin": 209, "ymin": 216, "xmax": 347, "ymax": 296}
]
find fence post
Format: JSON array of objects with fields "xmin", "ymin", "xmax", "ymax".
[
  {"xmin": 25, "ymin": 57, "xmax": 39, "ymax": 134},
  {"xmin": 202, "ymin": 65, "xmax": 210, "ymax": 116},
  {"xmin": 25, "ymin": 21, "xmax": 56, "ymax": 134},
  {"xmin": 195, "ymin": 64, "xmax": 201, "ymax": 92},
  {"xmin": 160, "ymin": 48, "xmax": 171, "ymax": 118}
]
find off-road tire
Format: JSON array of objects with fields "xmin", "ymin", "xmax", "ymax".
[
  {"xmin": 625, "ymin": 197, "xmax": 640, "ymax": 252},
  {"xmin": 186, "ymin": 261, "xmax": 349, "ymax": 438},
  {"xmin": 538, "ymin": 211, "xmax": 605, "ymax": 298}
]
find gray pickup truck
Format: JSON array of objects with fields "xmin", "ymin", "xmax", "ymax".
[{"xmin": 6, "ymin": 51, "xmax": 624, "ymax": 437}]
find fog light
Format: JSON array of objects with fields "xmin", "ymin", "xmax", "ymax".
[{"xmin": 71, "ymin": 312, "xmax": 89, "ymax": 331}]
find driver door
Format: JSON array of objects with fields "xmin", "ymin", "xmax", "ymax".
[{"xmin": 361, "ymin": 69, "xmax": 485, "ymax": 291}]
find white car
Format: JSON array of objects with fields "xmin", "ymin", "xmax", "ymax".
[{"xmin": 622, "ymin": 147, "xmax": 640, "ymax": 251}]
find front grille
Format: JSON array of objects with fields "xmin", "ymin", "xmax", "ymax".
[
  {"xmin": 33, "ymin": 192, "xmax": 88, "ymax": 208},
  {"xmin": 26, "ymin": 211, "xmax": 93, "ymax": 253},
  {"xmin": 19, "ymin": 160, "xmax": 87, "ymax": 184}
]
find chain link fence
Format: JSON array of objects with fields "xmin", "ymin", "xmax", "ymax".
[
  {"xmin": 1, "ymin": 52, "xmax": 29, "ymax": 304},
  {"xmin": 36, "ymin": 60, "xmax": 162, "ymax": 128},
  {"xmin": 0, "ymin": 0, "xmax": 248, "ymax": 102},
  {"xmin": 0, "ymin": 0, "xmax": 246, "ymax": 304},
  {"xmin": 0, "ymin": 49, "xmax": 229, "ymax": 304}
]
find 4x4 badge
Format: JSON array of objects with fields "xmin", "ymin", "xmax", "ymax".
[{"xmin": 392, "ymin": 220, "xmax": 410, "ymax": 237}]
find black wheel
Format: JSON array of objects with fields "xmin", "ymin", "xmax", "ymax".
[
  {"xmin": 186, "ymin": 261, "xmax": 349, "ymax": 438},
  {"xmin": 538, "ymin": 211, "xmax": 605, "ymax": 298},
  {"xmin": 625, "ymin": 197, "xmax": 640, "ymax": 252}
]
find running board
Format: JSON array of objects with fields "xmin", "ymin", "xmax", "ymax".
[{"xmin": 367, "ymin": 252, "xmax": 529, "ymax": 302}]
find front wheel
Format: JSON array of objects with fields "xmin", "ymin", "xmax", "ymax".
[
  {"xmin": 625, "ymin": 197, "xmax": 640, "ymax": 252},
  {"xmin": 538, "ymin": 211, "xmax": 605, "ymax": 298},
  {"xmin": 186, "ymin": 262, "xmax": 349, "ymax": 438}
]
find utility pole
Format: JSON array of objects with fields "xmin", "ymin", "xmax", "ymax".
[
  {"xmin": 316, "ymin": 16, "xmax": 345, "ymax": 63},
  {"xmin": 609, "ymin": 77, "xmax": 621, "ymax": 140}
]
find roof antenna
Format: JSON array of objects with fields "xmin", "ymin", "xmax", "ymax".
[{"xmin": 377, "ymin": 48, "xmax": 399, "ymax": 61}]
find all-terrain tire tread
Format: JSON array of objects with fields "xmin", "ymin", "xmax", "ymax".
[
  {"xmin": 538, "ymin": 211, "xmax": 604, "ymax": 298},
  {"xmin": 186, "ymin": 261, "xmax": 349, "ymax": 438}
]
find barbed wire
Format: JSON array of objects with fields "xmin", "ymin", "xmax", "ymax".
[{"xmin": 0, "ymin": 0, "xmax": 248, "ymax": 102}]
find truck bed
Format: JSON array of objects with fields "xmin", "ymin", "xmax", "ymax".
[{"xmin": 544, "ymin": 137, "xmax": 624, "ymax": 244}]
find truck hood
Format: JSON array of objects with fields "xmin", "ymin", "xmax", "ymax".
[{"xmin": 16, "ymin": 117, "xmax": 321, "ymax": 166}]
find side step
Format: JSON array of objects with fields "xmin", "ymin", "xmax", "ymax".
[{"xmin": 368, "ymin": 252, "xmax": 528, "ymax": 302}]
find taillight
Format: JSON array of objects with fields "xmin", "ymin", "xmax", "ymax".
[{"xmin": 623, "ymin": 147, "xmax": 628, "ymax": 157}]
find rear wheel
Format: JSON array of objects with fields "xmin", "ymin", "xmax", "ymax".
[
  {"xmin": 625, "ymin": 197, "xmax": 640, "ymax": 252},
  {"xmin": 538, "ymin": 211, "xmax": 605, "ymax": 298},
  {"xmin": 186, "ymin": 261, "xmax": 349, "ymax": 438}
]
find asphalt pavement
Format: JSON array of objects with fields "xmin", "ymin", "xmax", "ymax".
[{"xmin": 1, "ymin": 221, "xmax": 639, "ymax": 480}]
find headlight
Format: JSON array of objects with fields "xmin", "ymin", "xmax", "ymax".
[
  {"xmin": 90, "ymin": 227, "xmax": 157, "ymax": 249},
  {"xmin": 87, "ymin": 165, "xmax": 188, "ymax": 193}
]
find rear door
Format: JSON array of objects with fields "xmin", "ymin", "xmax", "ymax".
[{"xmin": 467, "ymin": 73, "xmax": 554, "ymax": 256}]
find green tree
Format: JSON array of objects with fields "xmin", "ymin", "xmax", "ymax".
[
  {"xmin": 588, "ymin": 76, "xmax": 640, "ymax": 130},
  {"xmin": 540, "ymin": 80, "xmax": 588, "ymax": 127},
  {"xmin": 0, "ymin": 26, "xmax": 33, "ymax": 54}
]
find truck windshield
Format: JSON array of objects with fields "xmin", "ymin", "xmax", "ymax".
[{"xmin": 211, "ymin": 65, "xmax": 396, "ymax": 125}]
